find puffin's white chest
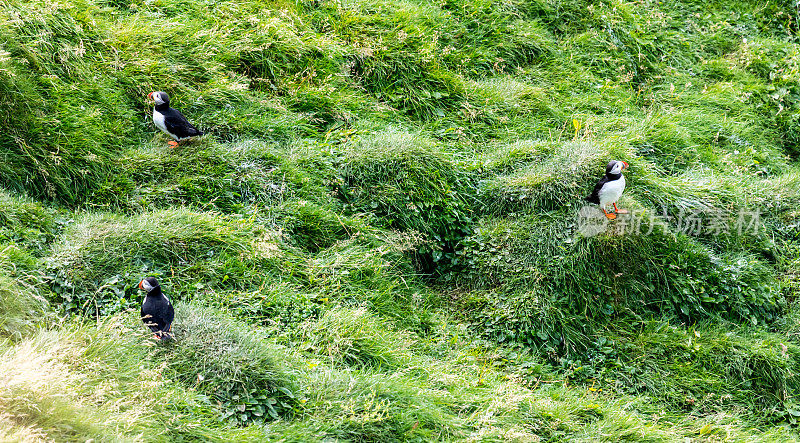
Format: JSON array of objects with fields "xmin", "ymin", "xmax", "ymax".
[
  {"xmin": 152, "ymin": 109, "xmax": 171, "ymax": 137},
  {"xmin": 598, "ymin": 175, "xmax": 626, "ymax": 206}
]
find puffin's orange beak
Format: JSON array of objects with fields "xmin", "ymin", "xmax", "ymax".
[
  {"xmin": 622, "ymin": 162, "xmax": 629, "ymax": 169},
  {"xmin": 147, "ymin": 92, "xmax": 153, "ymax": 100},
  {"xmin": 138, "ymin": 280, "xmax": 144, "ymax": 290}
]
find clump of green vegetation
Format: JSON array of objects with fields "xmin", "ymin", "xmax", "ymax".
[
  {"xmin": 44, "ymin": 208, "xmax": 296, "ymax": 315},
  {"xmin": 94, "ymin": 142, "xmax": 288, "ymax": 213},
  {"xmin": 1, "ymin": 0, "xmax": 800, "ymax": 439},
  {"xmin": 281, "ymin": 200, "xmax": 352, "ymax": 252},
  {"xmin": 0, "ymin": 274, "xmax": 47, "ymax": 340},
  {"xmin": 0, "ymin": 190, "xmax": 59, "ymax": 252},
  {"xmin": 479, "ymin": 139, "xmax": 624, "ymax": 213},
  {"xmin": 161, "ymin": 302, "xmax": 301, "ymax": 426},
  {"xmin": 300, "ymin": 306, "xmax": 413, "ymax": 369},
  {"xmin": 339, "ymin": 129, "xmax": 474, "ymax": 272}
]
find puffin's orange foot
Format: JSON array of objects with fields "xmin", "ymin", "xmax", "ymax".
[
  {"xmin": 613, "ymin": 203, "xmax": 629, "ymax": 214},
  {"xmin": 602, "ymin": 209, "xmax": 617, "ymax": 220},
  {"xmin": 168, "ymin": 140, "xmax": 179, "ymax": 148}
]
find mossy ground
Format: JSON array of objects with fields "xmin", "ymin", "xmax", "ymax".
[{"xmin": 1, "ymin": 0, "xmax": 800, "ymax": 440}]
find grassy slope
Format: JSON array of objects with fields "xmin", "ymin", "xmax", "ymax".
[{"xmin": 1, "ymin": 0, "xmax": 800, "ymax": 440}]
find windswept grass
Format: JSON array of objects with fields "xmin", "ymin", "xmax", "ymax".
[
  {"xmin": 0, "ymin": 190, "xmax": 59, "ymax": 253},
  {"xmin": 162, "ymin": 302, "xmax": 301, "ymax": 426},
  {"xmin": 0, "ymin": 314, "xmax": 269, "ymax": 441},
  {"xmin": 0, "ymin": 275, "xmax": 46, "ymax": 341},
  {"xmin": 339, "ymin": 128, "xmax": 475, "ymax": 272},
  {"xmin": 45, "ymin": 208, "xmax": 297, "ymax": 315},
  {"xmin": 301, "ymin": 306, "xmax": 414, "ymax": 369},
  {"xmin": 1, "ymin": 0, "xmax": 800, "ymax": 439}
]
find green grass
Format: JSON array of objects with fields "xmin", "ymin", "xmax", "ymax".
[
  {"xmin": 0, "ymin": 274, "xmax": 46, "ymax": 340},
  {"xmin": 44, "ymin": 208, "xmax": 295, "ymax": 315},
  {"xmin": 301, "ymin": 306, "xmax": 414, "ymax": 369},
  {"xmin": 1, "ymin": 0, "xmax": 800, "ymax": 440},
  {"xmin": 161, "ymin": 302, "xmax": 301, "ymax": 426},
  {"xmin": 0, "ymin": 315, "xmax": 265, "ymax": 441}
]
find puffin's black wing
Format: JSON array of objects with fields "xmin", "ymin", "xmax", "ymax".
[
  {"xmin": 141, "ymin": 305, "xmax": 160, "ymax": 333},
  {"xmin": 163, "ymin": 107, "xmax": 203, "ymax": 139},
  {"xmin": 162, "ymin": 303, "xmax": 175, "ymax": 333},
  {"xmin": 586, "ymin": 176, "xmax": 608, "ymax": 204},
  {"xmin": 141, "ymin": 297, "xmax": 175, "ymax": 333}
]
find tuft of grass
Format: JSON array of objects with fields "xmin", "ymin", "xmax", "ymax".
[
  {"xmin": 2, "ymin": 0, "xmax": 800, "ymax": 438},
  {"xmin": 282, "ymin": 200, "xmax": 352, "ymax": 252},
  {"xmin": 160, "ymin": 302, "xmax": 301, "ymax": 426},
  {"xmin": 480, "ymin": 139, "xmax": 626, "ymax": 214},
  {"xmin": 300, "ymin": 306, "xmax": 413, "ymax": 369},
  {"xmin": 0, "ymin": 190, "xmax": 59, "ymax": 253},
  {"xmin": 45, "ymin": 208, "xmax": 297, "ymax": 315},
  {"xmin": 339, "ymin": 128, "xmax": 475, "ymax": 272},
  {"xmin": 0, "ymin": 275, "xmax": 47, "ymax": 341},
  {"xmin": 93, "ymin": 141, "xmax": 288, "ymax": 213}
]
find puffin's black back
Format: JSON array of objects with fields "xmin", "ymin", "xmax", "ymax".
[
  {"xmin": 140, "ymin": 278, "xmax": 175, "ymax": 339},
  {"xmin": 162, "ymin": 107, "xmax": 203, "ymax": 139}
]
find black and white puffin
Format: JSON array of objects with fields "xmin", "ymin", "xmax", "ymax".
[
  {"xmin": 138, "ymin": 276, "xmax": 175, "ymax": 340},
  {"xmin": 586, "ymin": 160, "xmax": 629, "ymax": 219},
  {"xmin": 147, "ymin": 91, "xmax": 203, "ymax": 147}
]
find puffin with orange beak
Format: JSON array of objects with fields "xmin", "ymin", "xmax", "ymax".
[
  {"xmin": 147, "ymin": 91, "xmax": 203, "ymax": 147},
  {"xmin": 586, "ymin": 160, "xmax": 629, "ymax": 219},
  {"xmin": 138, "ymin": 277, "xmax": 175, "ymax": 340}
]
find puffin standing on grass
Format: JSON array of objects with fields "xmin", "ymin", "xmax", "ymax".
[
  {"xmin": 148, "ymin": 91, "xmax": 203, "ymax": 147},
  {"xmin": 138, "ymin": 277, "xmax": 175, "ymax": 341},
  {"xmin": 586, "ymin": 160, "xmax": 629, "ymax": 219}
]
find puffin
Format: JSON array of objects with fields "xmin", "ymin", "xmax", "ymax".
[
  {"xmin": 147, "ymin": 91, "xmax": 203, "ymax": 147},
  {"xmin": 586, "ymin": 160, "xmax": 629, "ymax": 219},
  {"xmin": 138, "ymin": 276, "xmax": 175, "ymax": 340}
]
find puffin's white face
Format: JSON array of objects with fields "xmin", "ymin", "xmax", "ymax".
[
  {"xmin": 140, "ymin": 278, "xmax": 155, "ymax": 292},
  {"xmin": 148, "ymin": 91, "xmax": 167, "ymax": 106},
  {"xmin": 152, "ymin": 92, "xmax": 166, "ymax": 105},
  {"xmin": 609, "ymin": 161, "xmax": 629, "ymax": 175}
]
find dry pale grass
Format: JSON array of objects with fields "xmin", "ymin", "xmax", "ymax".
[{"xmin": 0, "ymin": 317, "xmax": 168, "ymax": 442}]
